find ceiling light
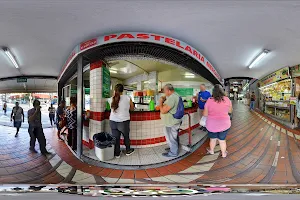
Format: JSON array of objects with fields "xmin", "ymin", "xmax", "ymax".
[
  {"xmin": 185, "ymin": 75, "xmax": 195, "ymax": 78},
  {"xmin": 185, "ymin": 72, "xmax": 194, "ymax": 76},
  {"xmin": 248, "ymin": 49, "xmax": 270, "ymax": 69},
  {"xmin": 2, "ymin": 47, "xmax": 19, "ymax": 69}
]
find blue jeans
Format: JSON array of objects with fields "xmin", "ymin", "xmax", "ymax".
[
  {"xmin": 164, "ymin": 123, "xmax": 181, "ymax": 156},
  {"xmin": 208, "ymin": 129, "xmax": 229, "ymax": 140},
  {"xmin": 250, "ymin": 101, "xmax": 255, "ymax": 110}
]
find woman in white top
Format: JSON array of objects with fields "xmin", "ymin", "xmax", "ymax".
[{"xmin": 110, "ymin": 84, "xmax": 135, "ymax": 158}]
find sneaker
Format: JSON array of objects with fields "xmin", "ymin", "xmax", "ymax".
[
  {"xmin": 29, "ymin": 148, "xmax": 38, "ymax": 153},
  {"xmin": 115, "ymin": 155, "xmax": 121, "ymax": 159},
  {"xmin": 126, "ymin": 149, "xmax": 135, "ymax": 156},
  {"xmin": 162, "ymin": 152, "xmax": 178, "ymax": 158},
  {"xmin": 15, "ymin": 133, "xmax": 18, "ymax": 137}
]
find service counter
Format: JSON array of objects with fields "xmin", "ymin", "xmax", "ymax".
[{"xmin": 84, "ymin": 106, "xmax": 200, "ymax": 149}]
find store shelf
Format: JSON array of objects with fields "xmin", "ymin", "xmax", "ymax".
[
  {"xmin": 265, "ymin": 113, "xmax": 290, "ymax": 122},
  {"xmin": 265, "ymin": 105, "xmax": 290, "ymax": 110}
]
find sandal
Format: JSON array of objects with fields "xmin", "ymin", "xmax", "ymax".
[
  {"xmin": 222, "ymin": 151, "xmax": 228, "ymax": 158},
  {"xmin": 206, "ymin": 148, "xmax": 214, "ymax": 155}
]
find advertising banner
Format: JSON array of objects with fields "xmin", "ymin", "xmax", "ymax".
[
  {"xmin": 290, "ymin": 64, "xmax": 300, "ymax": 78},
  {"xmin": 59, "ymin": 32, "xmax": 222, "ymax": 83},
  {"xmin": 259, "ymin": 67, "xmax": 290, "ymax": 87},
  {"xmin": 102, "ymin": 66, "xmax": 111, "ymax": 98}
]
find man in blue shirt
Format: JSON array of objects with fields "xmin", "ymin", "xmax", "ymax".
[{"xmin": 198, "ymin": 84, "xmax": 211, "ymax": 132}]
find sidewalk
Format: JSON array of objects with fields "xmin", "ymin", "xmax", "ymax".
[{"xmin": 0, "ymin": 103, "xmax": 53, "ymax": 128}]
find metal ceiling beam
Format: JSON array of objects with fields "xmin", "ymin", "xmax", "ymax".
[{"xmin": 0, "ymin": 75, "xmax": 57, "ymax": 82}]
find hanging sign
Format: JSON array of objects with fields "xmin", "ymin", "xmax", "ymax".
[
  {"xmin": 59, "ymin": 32, "xmax": 222, "ymax": 83},
  {"xmin": 290, "ymin": 64, "xmax": 300, "ymax": 78},
  {"xmin": 259, "ymin": 67, "xmax": 290, "ymax": 87},
  {"xmin": 102, "ymin": 66, "xmax": 111, "ymax": 98},
  {"xmin": 174, "ymin": 88, "xmax": 193, "ymax": 97},
  {"xmin": 17, "ymin": 77, "xmax": 27, "ymax": 83}
]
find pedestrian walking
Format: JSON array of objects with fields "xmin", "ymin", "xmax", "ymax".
[
  {"xmin": 48, "ymin": 103, "xmax": 56, "ymax": 126},
  {"xmin": 11, "ymin": 102, "xmax": 24, "ymax": 137},
  {"xmin": 28, "ymin": 99, "xmax": 51, "ymax": 156},
  {"xmin": 250, "ymin": 92, "xmax": 256, "ymax": 110},
  {"xmin": 3, "ymin": 102, "xmax": 7, "ymax": 115}
]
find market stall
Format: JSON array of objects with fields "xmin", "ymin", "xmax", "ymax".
[
  {"xmin": 259, "ymin": 67, "xmax": 293, "ymax": 126},
  {"xmin": 289, "ymin": 64, "xmax": 300, "ymax": 127}
]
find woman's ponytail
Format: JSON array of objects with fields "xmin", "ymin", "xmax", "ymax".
[{"xmin": 111, "ymin": 84, "xmax": 124, "ymax": 112}]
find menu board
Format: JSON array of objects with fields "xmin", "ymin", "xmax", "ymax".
[
  {"xmin": 259, "ymin": 67, "xmax": 290, "ymax": 87},
  {"xmin": 290, "ymin": 64, "xmax": 300, "ymax": 78},
  {"xmin": 102, "ymin": 66, "xmax": 111, "ymax": 98},
  {"xmin": 174, "ymin": 88, "xmax": 193, "ymax": 97}
]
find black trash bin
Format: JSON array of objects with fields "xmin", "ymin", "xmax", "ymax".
[{"xmin": 93, "ymin": 132, "xmax": 116, "ymax": 161}]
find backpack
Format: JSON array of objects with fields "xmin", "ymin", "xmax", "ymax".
[{"xmin": 173, "ymin": 96, "xmax": 185, "ymax": 119}]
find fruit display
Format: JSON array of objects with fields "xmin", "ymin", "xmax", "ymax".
[
  {"xmin": 276, "ymin": 109, "xmax": 290, "ymax": 121},
  {"xmin": 260, "ymin": 79, "xmax": 291, "ymax": 122},
  {"xmin": 260, "ymin": 79, "xmax": 291, "ymax": 101}
]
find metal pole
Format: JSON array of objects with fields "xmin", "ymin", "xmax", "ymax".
[{"xmin": 76, "ymin": 55, "xmax": 83, "ymax": 157}]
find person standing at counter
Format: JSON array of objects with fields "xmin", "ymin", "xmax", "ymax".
[
  {"xmin": 198, "ymin": 84, "xmax": 211, "ymax": 132},
  {"xmin": 159, "ymin": 84, "xmax": 182, "ymax": 157},
  {"xmin": 109, "ymin": 84, "xmax": 135, "ymax": 158}
]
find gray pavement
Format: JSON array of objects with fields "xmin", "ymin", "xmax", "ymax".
[{"xmin": 0, "ymin": 103, "xmax": 56, "ymax": 128}]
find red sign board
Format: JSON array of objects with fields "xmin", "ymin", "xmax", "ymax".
[{"xmin": 80, "ymin": 38, "xmax": 97, "ymax": 51}]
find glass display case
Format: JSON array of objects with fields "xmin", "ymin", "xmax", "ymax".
[{"xmin": 260, "ymin": 79, "xmax": 292, "ymax": 121}]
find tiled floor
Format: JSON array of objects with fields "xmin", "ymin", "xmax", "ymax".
[
  {"xmin": 82, "ymin": 129, "xmax": 207, "ymax": 166},
  {"xmin": 1, "ymin": 102, "xmax": 300, "ymax": 184}
]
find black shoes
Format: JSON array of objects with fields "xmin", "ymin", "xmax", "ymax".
[
  {"xmin": 15, "ymin": 133, "xmax": 18, "ymax": 137},
  {"xmin": 29, "ymin": 148, "xmax": 38, "ymax": 153},
  {"xmin": 126, "ymin": 149, "xmax": 135, "ymax": 156},
  {"xmin": 42, "ymin": 151, "xmax": 52, "ymax": 156}
]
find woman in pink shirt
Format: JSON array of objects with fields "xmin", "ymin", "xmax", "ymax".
[{"xmin": 203, "ymin": 84, "xmax": 233, "ymax": 158}]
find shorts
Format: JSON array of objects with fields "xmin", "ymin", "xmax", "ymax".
[
  {"xmin": 14, "ymin": 121, "xmax": 22, "ymax": 128},
  {"xmin": 207, "ymin": 129, "xmax": 229, "ymax": 140}
]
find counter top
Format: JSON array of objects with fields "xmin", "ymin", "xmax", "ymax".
[{"xmin": 105, "ymin": 105, "xmax": 198, "ymax": 113}]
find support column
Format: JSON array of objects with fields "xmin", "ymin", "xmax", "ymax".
[
  {"xmin": 76, "ymin": 55, "xmax": 83, "ymax": 157},
  {"xmin": 58, "ymin": 81, "xmax": 63, "ymax": 103},
  {"xmin": 89, "ymin": 60, "xmax": 107, "ymax": 147}
]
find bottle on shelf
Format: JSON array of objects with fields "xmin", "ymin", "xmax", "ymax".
[{"xmin": 149, "ymin": 97, "xmax": 155, "ymax": 111}]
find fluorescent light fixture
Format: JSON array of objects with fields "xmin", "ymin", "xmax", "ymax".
[
  {"xmin": 2, "ymin": 47, "xmax": 19, "ymax": 69},
  {"xmin": 185, "ymin": 75, "xmax": 195, "ymax": 78},
  {"xmin": 248, "ymin": 49, "xmax": 270, "ymax": 69}
]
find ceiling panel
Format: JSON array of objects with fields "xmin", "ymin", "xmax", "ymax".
[
  {"xmin": 0, "ymin": 1, "xmax": 300, "ymax": 81},
  {"xmin": 0, "ymin": 78, "xmax": 57, "ymax": 93}
]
